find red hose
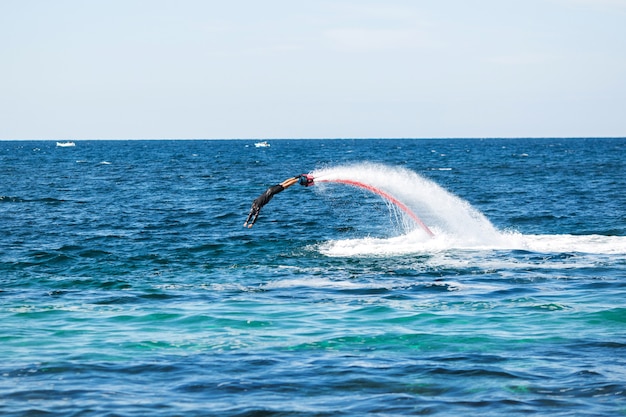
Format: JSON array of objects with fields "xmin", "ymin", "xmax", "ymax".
[{"xmin": 317, "ymin": 178, "xmax": 435, "ymax": 237}]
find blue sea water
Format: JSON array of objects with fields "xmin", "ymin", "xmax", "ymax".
[{"xmin": 1, "ymin": 138, "xmax": 625, "ymax": 416}]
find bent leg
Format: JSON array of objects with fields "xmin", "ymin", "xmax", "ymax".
[
  {"xmin": 247, "ymin": 210, "xmax": 260, "ymax": 228},
  {"xmin": 244, "ymin": 204, "xmax": 260, "ymax": 227}
]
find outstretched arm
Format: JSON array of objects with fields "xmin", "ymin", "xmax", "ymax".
[
  {"xmin": 283, "ymin": 174, "xmax": 314, "ymax": 188},
  {"xmin": 280, "ymin": 177, "xmax": 299, "ymax": 189}
]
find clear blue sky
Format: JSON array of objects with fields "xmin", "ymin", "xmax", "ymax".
[{"xmin": 1, "ymin": 0, "xmax": 625, "ymax": 139}]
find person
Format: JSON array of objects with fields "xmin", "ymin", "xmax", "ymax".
[{"xmin": 244, "ymin": 174, "xmax": 314, "ymax": 228}]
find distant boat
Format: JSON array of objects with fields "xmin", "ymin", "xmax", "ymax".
[
  {"xmin": 254, "ymin": 141, "xmax": 270, "ymax": 148},
  {"xmin": 56, "ymin": 141, "xmax": 76, "ymax": 147}
]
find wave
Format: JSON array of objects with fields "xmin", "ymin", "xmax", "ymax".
[{"xmin": 0, "ymin": 196, "xmax": 66, "ymax": 204}]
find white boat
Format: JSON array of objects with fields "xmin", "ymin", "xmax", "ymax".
[
  {"xmin": 254, "ymin": 141, "xmax": 270, "ymax": 148},
  {"xmin": 56, "ymin": 141, "xmax": 76, "ymax": 147}
]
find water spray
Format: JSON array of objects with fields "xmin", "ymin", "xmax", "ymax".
[{"xmin": 310, "ymin": 177, "xmax": 435, "ymax": 237}]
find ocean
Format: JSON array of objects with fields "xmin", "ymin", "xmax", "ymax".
[{"xmin": 1, "ymin": 138, "xmax": 625, "ymax": 416}]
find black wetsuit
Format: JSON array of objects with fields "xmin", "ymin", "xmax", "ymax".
[
  {"xmin": 253, "ymin": 184, "xmax": 285, "ymax": 210},
  {"xmin": 245, "ymin": 184, "xmax": 285, "ymax": 226}
]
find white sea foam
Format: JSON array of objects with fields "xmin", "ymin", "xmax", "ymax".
[
  {"xmin": 319, "ymin": 231, "xmax": 626, "ymax": 257},
  {"xmin": 516, "ymin": 234, "xmax": 626, "ymax": 255}
]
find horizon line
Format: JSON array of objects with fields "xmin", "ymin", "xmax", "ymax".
[{"xmin": 2, "ymin": 136, "xmax": 625, "ymax": 141}]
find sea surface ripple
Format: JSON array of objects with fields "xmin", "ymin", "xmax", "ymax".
[{"xmin": 1, "ymin": 138, "xmax": 625, "ymax": 416}]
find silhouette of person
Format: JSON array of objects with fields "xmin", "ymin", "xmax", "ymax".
[{"xmin": 244, "ymin": 176, "xmax": 300, "ymax": 228}]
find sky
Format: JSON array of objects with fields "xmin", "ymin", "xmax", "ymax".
[{"xmin": 1, "ymin": 0, "xmax": 625, "ymax": 139}]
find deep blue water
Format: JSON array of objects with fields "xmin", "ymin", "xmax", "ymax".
[{"xmin": 1, "ymin": 138, "xmax": 625, "ymax": 416}]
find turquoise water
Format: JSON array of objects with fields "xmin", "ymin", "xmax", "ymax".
[{"xmin": 1, "ymin": 138, "xmax": 625, "ymax": 416}]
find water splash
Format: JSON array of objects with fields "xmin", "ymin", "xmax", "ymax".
[
  {"xmin": 316, "ymin": 177, "xmax": 435, "ymax": 237},
  {"xmin": 312, "ymin": 163, "xmax": 501, "ymax": 240},
  {"xmin": 311, "ymin": 163, "xmax": 626, "ymax": 256}
]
